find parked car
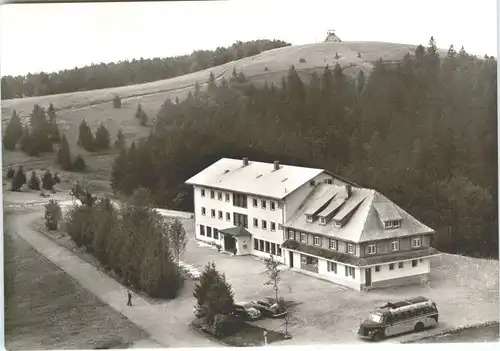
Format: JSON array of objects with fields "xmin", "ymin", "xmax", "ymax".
[
  {"xmin": 233, "ymin": 301, "xmax": 261, "ymax": 320},
  {"xmin": 251, "ymin": 298, "xmax": 288, "ymax": 318}
]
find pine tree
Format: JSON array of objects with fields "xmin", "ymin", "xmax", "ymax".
[
  {"xmin": 44, "ymin": 199, "xmax": 62, "ymax": 230},
  {"xmin": 57, "ymin": 134, "xmax": 72, "ymax": 171},
  {"xmin": 95, "ymin": 123, "xmax": 110, "ymax": 150},
  {"xmin": 168, "ymin": 218, "xmax": 188, "ymax": 264},
  {"xmin": 30, "ymin": 104, "xmax": 53, "ymax": 152},
  {"xmin": 72, "ymin": 155, "xmax": 87, "ymax": 172},
  {"xmin": 77, "ymin": 119, "xmax": 95, "ymax": 151},
  {"xmin": 114, "ymin": 129, "xmax": 126, "ymax": 150},
  {"xmin": 3, "ymin": 110, "xmax": 23, "ymax": 150},
  {"xmin": 6, "ymin": 167, "xmax": 15, "ymax": 179},
  {"xmin": 42, "ymin": 170, "xmax": 56, "ymax": 191},
  {"xmin": 28, "ymin": 171, "xmax": 40, "ymax": 190},
  {"xmin": 207, "ymin": 72, "xmax": 217, "ymax": 92}
]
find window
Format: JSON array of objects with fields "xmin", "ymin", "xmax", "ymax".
[
  {"xmin": 254, "ymin": 239, "xmax": 258, "ymax": 250},
  {"xmin": 201, "ymin": 207, "xmax": 206, "ymax": 216},
  {"xmin": 385, "ymin": 220, "xmax": 401, "ymax": 229},
  {"xmin": 214, "ymin": 229, "xmax": 219, "ymax": 240},
  {"xmin": 300, "ymin": 233, "xmax": 307, "ymax": 243},
  {"xmin": 347, "ymin": 244, "xmax": 354, "ymax": 254},
  {"xmin": 217, "ymin": 192, "xmax": 222, "ymax": 200},
  {"xmin": 271, "ymin": 243, "xmax": 276, "ymax": 255},
  {"xmin": 225, "ymin": 193, "xmax": 230, "ymax": 202},
  {"xmin": 398, "ymin": 261, "xmax": 404, "ymax": 269},
  {"xmin": 261, "ymin": 200, "xmax": 267, "ymax": 209},
  {"xmin": 201, "ymin": 189, "xmax": 206, "ymax": 197},
  {"xmin": 259, "ymin": 239, "xmax": 264, "ymax": 251},
  {"xmin": 334, "ymin": 221, "xmax": 342, "ymax": 228},
  {"xmin": 326, "ymin": 179, "xmax": 333, "ymax": 184},
  {"xmin": 211, "ymin": 209, "xmax": 216, "ymax": 218},
  {"xmin": 391, "ymin": 240, "xmax": 399, "ymax": 251},
  {"xmin": 288, "ymin": 230, "xmax": 295, "ymax": 240},
  {"xmin": 348, "ymin": 267, "xmax": 355, "ymax": 278},
  {"xmin": 345, "ymin": 266, "xmax": 348, "ymax": 276},
  {"xmin": 218, "ymin": 210, "xmax": 223, "ymax": 220},
  {"xmin": 277, "ymin": 245, "xmax": 282, "ymax": 256},
  {"xmin": 226, "ymin": 212, "xmax": 231, "ymax": 221},
  {"xmin": 253, "ymin": 198, "xmax": 258, "ymax": 207},
  {"xmin": 412, "ymin": 237, "xmax": 422, "ymax": 248},
  {"xmin": 389, "ymin": 263, "xmax": 394, "ymax": 270},
  {"xmin": 270, "ymin": 201, "xmax": 276, "ymax": 211},
  {"xmin": 265, "ymin": 241, "xmax": 270, "ymax": 253},
  {"xmin": 262, "ymin": 220, "xmax": 267, "ymax": 230},
  {"xmin": 306, "ymin": 215, "xmax": 313, "ymax": 223},
  {"xmin": 314, "ymin": 236, "xmax": 321, "ymax": 246},
  {"xmin": 328, "ymin": 261, "xmax": 337, "ymax": 273},
  {"xmin": 375, "ymin": 265, "xmax": 380, "ymax": 272},
  {"xmin": 319, "ymin": 217, "xmax": 326, "ymax": 225},
  {"xmin": 233, "ymin": 193, "xmax": 248, "ymax": 208},
  {"xmin": 368, "ymin": 244, "xmax": 376, "ymax": 255},
  {"xmin": 210, "ymin": 190, "xmax": 215, "ymax": 199},
  {"xmin": 207, "ymin": 226, "xmax": 212, "ymax": 238},
  {"xmin": 310, "ymin": 180, "xmax": 316, "ymax": 186},
  {"xmin": 301, "ymin": 255, "xmax": 307, "ymax": 264},
  {"xmin": 200, "ymin": 225, "xmax": 205, "ymax": 236},
  {"xmin": 329, "ymin": 239, "xmax": 337, "ymax": 250},
  {"xmin": 412, "ymin": 259, "xmax": 418, "ymax": 267},
  {"xmin": 233, "ymin": 212, "xmax": 248, "ymax": 228},
  {"xmin": 253, "ymin": 218, "xmax": 258, "ymax": 228},
  {"xmin": 271, "ymin": 222, "xmax": 276, "ymax": 231}
]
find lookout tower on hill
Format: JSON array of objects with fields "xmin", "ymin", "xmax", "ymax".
[{"xmin": 325, "ymin": 29, "xmax": 341, "ymax": 42}]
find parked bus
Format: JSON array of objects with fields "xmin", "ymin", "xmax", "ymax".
[{"xmin": 357, "ymin": 296, "xmax": 439, "ymax": 341}]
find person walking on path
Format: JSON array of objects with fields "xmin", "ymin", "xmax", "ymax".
[{"xmin": 127, "ymin": 289, "xmax": 132, "ymax": 306}]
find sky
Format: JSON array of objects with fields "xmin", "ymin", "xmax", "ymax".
[{"xmin": 0, "ymin": 0, "xmax": 497, "ymax": 76}]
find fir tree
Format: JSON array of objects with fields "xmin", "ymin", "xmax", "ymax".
[
  {"xmin": 57, "ymin": 134, "xmax": 72, "ymax": 171},
  {"xmin": 11, "ymin": 166, "xmax": 26, "ymax": 191},
  {"xmin": 95, "ymin": 123, "xmax": 110, "ymax": 150},
  {"xmin": 28, "ymin": 171, "xmax": 40, "ymax": 190},
  {"xmin": 113, "ymin": 95, "xmax": 122, "ymax": 108},
  {"xmin": 42, "ymin": 170, "xmax": 56, "ymax": 191},
  {"xmin": 77, "ymin": 119, "xmax": 95, "ymax": 151},
  {"xmin": 114, "ymin": 129, "xmax": 126, "ymax": 150},
  {"xmin": 44, "ymin": 199, "xmax": 62, "ymax": 230},
  {"xmin": 3, "ymin": 110, "xmax": 23, "ymax": 150}
]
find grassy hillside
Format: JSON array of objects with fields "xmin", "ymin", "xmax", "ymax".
[{"xmin": 0, "ymin": 41, "xmax": 452, "ymax": 188}]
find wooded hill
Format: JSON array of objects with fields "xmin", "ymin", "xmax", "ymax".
[{"xmin": 111, "ymin": 38, "xmax": 497, "ymax": 259}]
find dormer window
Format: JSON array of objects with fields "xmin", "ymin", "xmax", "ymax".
[
  {"xmin": 319, "ymin": 216, "xmax": 326, "ymax": 225},
  {"xmin": 306, "ymin": 215, "xmax": 313, "ymax": 223},
  {"xmin": 384, "ymin": 220, "xmax": 401, "ymax": 229},
  {"xmin": 334, "ymin": 220, "xmax": 342, "ymax": 228}
]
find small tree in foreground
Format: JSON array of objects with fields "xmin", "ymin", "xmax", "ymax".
[
  {"xmin": 194, "ymin": 262, "xmax": 235, "ymax": 335},
  {"xmin": 44, "ymin": 199, "xmax": 62, "ymax": 230},
  {"xmin": 168, "ymin": 218, "xmax": 188, "ymax": 264},
  {"xmin": 263, "ymin": 254, "xmax": 282, "ymax": 306},
  {"xmin": 113, "ymin": 95, "xmax": 122, "ymax": 108}
]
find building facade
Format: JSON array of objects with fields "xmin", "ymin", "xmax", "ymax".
[{"xmin": 185, "ymin": 158, "xmax": 438, "ymax": 290}]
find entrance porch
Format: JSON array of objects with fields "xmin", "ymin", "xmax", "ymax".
[{"xmin": 219, "ymin": 226, "xmax": 252, "ymax": 256}]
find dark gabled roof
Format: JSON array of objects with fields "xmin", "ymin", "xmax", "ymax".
[
  {"xmin": 281, "ymin": 239, "xmax": 440, "ymax": 267},
  {"xmin": 219, "ymin": 226, "xmax": 252, "ymax": 237}
]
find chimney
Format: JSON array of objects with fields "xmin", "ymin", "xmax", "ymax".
[
  {"xmin": 273, "ymin": 161, "xmax": 280, "ymax": 171},
  {"xmin": 242, "ymin": 157, "xmax": 249, "ymax": 167},
  {"xmin": 346, "ymin": 184, "xmax": 352, "ymax": 198}
]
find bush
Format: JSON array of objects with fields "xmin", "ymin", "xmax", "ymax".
[
  {"xmin": 264, "ymin": 66, "xmax": 269, "ymax": 71},
  {"xmin": 113, "ymin": 95, "xmax": 122, "ymax": 108},
  {"xmin": 72, "ymin": 155, "xmax": 87, "ymax": 172},
  {"xmin": 42, "ymin": 170, "xmax": 56, "ymax": 191},
  {"xmin": 298, "ymin": 58, "xmax": 306, "ymax": 63},
  {"xmin": 6, "ymin": 167, "xmax": 14, "ymax": 179},
  {"xmin": 44, "ymin": 199, "xmax": 62, "ymax": 230},
  {"xmin": 28, "ymin": 171, "xmax": 41, "ymax": 190}
]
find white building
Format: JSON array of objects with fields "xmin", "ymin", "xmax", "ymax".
[
  {"xmin": 185, "ymin": 157, "xmax": 353, "ymax": 262},
  {"xmin": 185, "ymin": 158, "xmax": 438, "ymax": 290}
]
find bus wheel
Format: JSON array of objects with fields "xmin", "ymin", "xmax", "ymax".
[
  {"xmin": 414, "ymin": 322, "xmax": 424, "ymax": 332},
  {"xmin": 372, "ymin": 332, "xmax": 383, "ymax": 342}
]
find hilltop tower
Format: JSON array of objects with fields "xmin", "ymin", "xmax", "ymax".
[{"xmin": 325, "ymin": 29, "xmax": 341, "ymax": 42}]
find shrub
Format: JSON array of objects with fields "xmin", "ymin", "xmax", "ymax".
[
  {"xmin": 44, "ymin": 199, "xmax": 62, "ymax": 230},
  {"xmin": 42, "ymin": 170, "xmax": 56, "ymax": 191},
  {"xmin": 113, "ymin": 95, "xmax": 122, "ymax": 108},
  {"xmin": 28, "ymin": 171, "xmax": 41, "ymax": 190},
  {"xmin": 6, "ymin": 167, "xmax": 14, "ymax": 179},
  {"xmin": 264, "ymin": 66, "xmax": 269, "ymax": 71},
  {"xmin": 72, "ymin": 155, "xmax": 87, "ymax": 172},
  {"xmin": 298, "ymin": 57, "xmax": 306, "ymax": 63}
]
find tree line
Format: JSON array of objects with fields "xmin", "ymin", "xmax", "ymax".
[
  {"xmin": 1, "ymin": 39, "xmax": 290, "ymax": 99},
  {"xmin": 110, "ymin": 38, "xmax": 497, "ymax": 259},
  {"xmin": 51, "ymin": 187, "xmax": 188, "ymax": 298}
]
